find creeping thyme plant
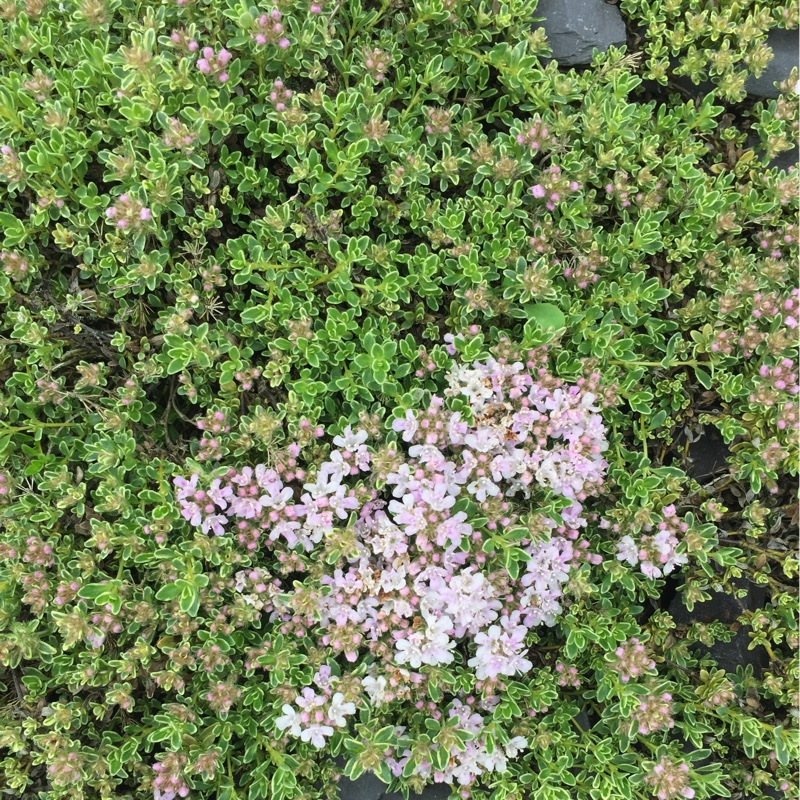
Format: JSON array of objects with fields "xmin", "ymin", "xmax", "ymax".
[{"xmin": 0, "ymin": 0, "xmax": 798, "ymax": 798}]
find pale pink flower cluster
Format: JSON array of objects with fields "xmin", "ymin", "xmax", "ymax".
[
  {"xmin": 172, "ymin": 355, "xmax": 611, "ymax": 786},
  {"xmin": 196, "ymin": 46, "xmax": 232, "ymax": 82},
  {"xmin": 169, "ymin": 29, "xmax": 198, "ymax": 54},
  {"xmin": 0, "ymin": 144, "xmax": 23, "ymax": 182},
  {"xmin": 613, "ymin": 638, "xmax": 657, "ymax": 684},
  {"xmin": 104, "ymin": 194, "xmax": 151, "ymax": 231},
  {"xmin": 152, "ymin": 752, "xmax": 189, "ymax": 800},
  {"xmin": 387, "ymin": 700, "xmax": 528, "ymax": 787},
  {"xmin": 251, "ymin": 10, "xmax": 290, "ymax": 49},
  {"xmin": 615, "ymin": 504, "xmax": 689, "ymax": 579},
  {"xmin": 275, "ymin": 667, "xmax": 356, "ymax": 748},
  {"xmin": 269, "ymin": 79, "xmax": 293, "ymax": 112},
  {"xmin": 529, "ymin": 164, "xmax": 581, "ymax": 211},
  {"xmin": 631, "ymin": 691, "xmax": 675, "ymax": 735},
  {"xmin": 515, "ymin": 116, "xmax": 557, "ymax": 152},
  {"xmin": 0, "ymin": 251, "xmax": 30, "ymax": 281},
  {"xmin": 644, "ymin": 756, "xmax": 695, "ymax": 800},
  {"xmin": 162, "ymin": 116, "xmax": 198, "ymax": 151}
]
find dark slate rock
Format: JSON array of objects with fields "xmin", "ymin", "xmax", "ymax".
[
  {"xmin": 337, "ymin": 770, "xmax": 386, "ymax": 800},
  {"xmin": 769, "ymin": 147, "xmax": 799, "ymax": 172},
  {"xmin": 534, "ymin": 0, "xmax": 627, "ymax": 67},
  {"xmin": 685, "ymin": 426, "xmax": 730, "ymax": 483},
  {"xmin": 668, "ymin": 577, "xmax": 765, "ymax": 627},
  {"xmin": 745, "ymin": 29, "xmax": 799, "ymax": 98},
  {"xmin": 382, "ymin": 786, "xmax": 452, "ymax": 800},
  {"xmin": 668, "ymin": 577, "xmax": 768, "ymax": 677},
  {"xmin": 574, "ymin": 708, "xmax": 591, "ymax": 731}
]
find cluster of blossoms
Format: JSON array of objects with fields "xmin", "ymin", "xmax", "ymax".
[
  {"xmin": 169, "ymin": 29, "xmax": 198, "ymax": 53},
  {"xmin": 152, "ymin": 752, "xmax": 190, "ymax": 800},
  {"xmin": 424, "ymin": 107, "xmax": 453, "ymax": 136},
  {"xmin": 529, "ymin": 164, "xmax": 581, "ymax": 211},
  {"xmin": 628, "ymin": 691, "xmax": 675, "ymax": 735},
  {"xmin": 268, "ymin": 79, "xmax": 292, "ymax": 112},
  {"xmin": 515, "ymin": 116, "xmax": 557, "ymax": 152},
  {"xmin": 0, "ymin": 144, "xmax": 23, "ymax": 182},
  {"xmin": 749, "ymin": 357, "xmax": 800, "ymax": 412},
  {"xmin": 752, "ymin": 289, "xmax": 799, "ymax": 330},
  {"xmin": 196, "ymin": 46, "xmax": 232, "ymax": 82},
  {"xmin": 0, "ymin": 250, "xmax": 31, "ymax": 281},
  {"xmin": 756, "ymin": 226, "xmax": 797, "ymax": 261},
  {"xmin": 105, "ymin": 194, "xmax": 151, "ymax": 231},
  {"xmin": 644, "ymin": 756, "xmax": 695, "ymax": 800},
  {"xmin": 612, "ymin": 638, "xmax": 657, "ymax": 684},
  {"xmin": 251, "ymin": 10, "xmax": 290, "ymax": 49},
  {"xmin": 614, "ymin": 505, "xmax": 689, "ymax": 579},
  {"xmin": 162, "ymin": 117, "xmax": 198, "ymax": 151},
  {"xmin": 173, "ymin": 354, "xmax": 612, "ymax": 789},
  {"xmin": 22, "ymin": 68, "xmax": 53, "ymax": 101},
  {"xmin": 604, "ymin": 170, "xmax": 638, "ymax": 208},
  {"xmin": 275, "ymin": 667, "xmax": 357, "ymax": 747},
  {"xmin": 363, "ymin": 46, "xmax": 391, "ymax": 82},
  {"xmin": 561, "ymin": 246, "xmax": 607, "ymax": 290},
  {"xmin": 388, "ymin": 700, "xmax": 528, "ymax": 787}
]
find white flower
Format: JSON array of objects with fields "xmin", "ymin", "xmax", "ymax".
[
  {"xmin": 504, "ymin": 736, "xmax": 528, "ymax": 758},
  {"xmin": 464, "ymin": 426, "xmax": 500, "ymax": 453},
  {"xmin": 275, "ymin": 704, "xmax": 302, "ymax": 737},
  {"xmin": 300, "ymin": 723, "xmax": 334, "ymax": 748},
  {"xmin": 259, "ymin": 484, "xmax": 293, "ymax": 511},
  {"xmin": 369, "ymin": 517, "xmax": 407, "ymax": 558},
  {"xmin": 333, "ymin": 425, "xmax": 368, "ymax": 450},
  {"xmin": 363, "ymin": 675, "xmax": 391, "ymax": 705},
  {"xmin": 302, "ymin": 468, "xmax": 342, "ymax": 499},
  {"xmin": 467, "ymin": 476, "xmax": 500, "ymax": 503},
  {"xmin": 380, "ymin": 565, "xmax": 408, "ymax": 593},
  {"xmin": 420, "ymin": 483, "xmax": 456, "ymax": 512},
  {"xmin": 616, "ymin": 535, "xmax": 639, "ymax": 566},
  {"xmin": 201, "ymin": 514, "xmax": 227, "ymax": 536},
  {"xmin": 395, "ymin": 631, "xmax": 426, "ymax": 668},
  {"xmin": 392, "ymin": 409, "xmax": 418, "ymax": 442},
  {"xmin": 234, "ymin": 571, "xmax": 248, "ymax": 592},
  {"xmin": 328, "ymin": 692, "xmax": 356, "ymax": 727},
  {"xmin": 419, "ymin": 614, "xmax": 456, "ymax": 666}
]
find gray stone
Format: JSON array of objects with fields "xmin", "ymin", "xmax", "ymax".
[
  {"xmin": 534, "ymin": 0, "xmax": 627, "ymax": 67},
  {"xmin": 685, "ymin": 426, "xmax": 730, "ymax": 483},
  {"xmin": 769, "ymin": 147, "xmax": 798, "ymax": 172},
  {"xmin": 668, "ymin": 578, "xmax": 768, "ymax": 677},
  {"xmin": 337, "ymin": 770, "xmax": 386, "ymax": 800},
  {"xmin": 574, "ymin": 709, "xmax": 591, "ymax": 731},
  {"xmin": 745, "ymin": 29, "xmax": 799, "ymax": 98}
]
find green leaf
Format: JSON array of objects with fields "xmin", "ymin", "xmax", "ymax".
[
  {"xmin": 694, "ymin": 366, "xmax": 713, "ymax": 389},
  {"xmin": 241, "ymin": 306, "xmax": 268, "ymax": 324},
  {"xmin": 0, "ymin": 212, "xmax": 26, "ymax": 246},
  {"xmin": 155, "ymin": 583, "xmax": 182, "ymax": 602},
  {"xmin": 78, "ymin": 583, "xmax": 111, "ymax": 599},
  {"xmin": 524, "ymin": 303, "xmax": 565, "ymax": 331}
]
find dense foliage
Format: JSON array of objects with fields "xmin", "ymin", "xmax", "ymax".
[{"xmin": 0, "ymin": 1, "xmax": 797, "ymax": 799}]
